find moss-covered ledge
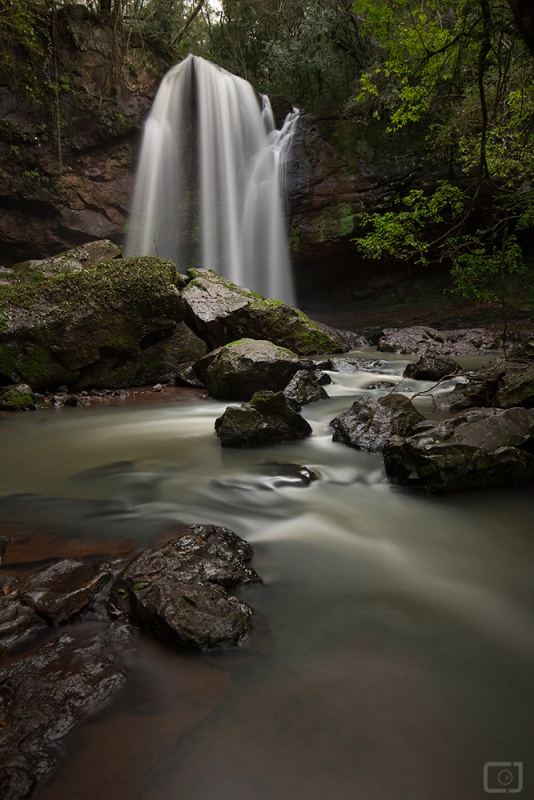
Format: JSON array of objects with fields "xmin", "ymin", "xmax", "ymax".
[{"xmin": 0, "ymin": 255, "xmax": 203, "ymax": 391}]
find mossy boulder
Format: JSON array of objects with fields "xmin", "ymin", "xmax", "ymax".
[
  {"xmin": 182, "ymin": 269, "xmax": 345, "ymax": 355},
  {"xmin": 215, "ymin": 391, "xmax": 313, "ymax": 448},
  {"xmin": 193, "ymin": 338, "xmax": 303, "ymax": 401},
  {"xmin": 0, "ymin": 383, "xmax": 37, "ymax": 411},
  {"xmin": 12, "ymin": 240, "xmax": 122, "ymax": 279},
  {"xmin": 0, "ymin": 252, "xmax": 204, "ymax": 391}
]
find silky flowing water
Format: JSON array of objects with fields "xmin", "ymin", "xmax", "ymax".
[
  {"xmin": 125, "ymin": 55, "xmax": 297, "ymax": 304},
  {"xmin": 2, "ymin": 353, "xmax": 534, "ymax": 799}
]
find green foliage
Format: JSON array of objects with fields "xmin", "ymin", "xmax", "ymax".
[
  {"xmin": 358, "ymin": 181, "xmax": 466, "ymax": 264},
  {"xmin": 353, "ymin": 0, "xmax": 534, "ymax": 311},
  {"xmin": 206, "ymin": 0, "xmax": 364, "ymax": 114}
]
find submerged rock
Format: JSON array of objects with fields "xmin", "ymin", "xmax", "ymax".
[
  {"xmin": 330, "ymin": 394, "xmax": 424, "ymax": 453},
  {"xmin": 109, "ymin": 524, "xmax": 261, "ymax": 650},
  {"xmin": 194, "ymin": 338, "xmax": 302, "ymax": 401},
  {"xmin": 182, "ymin": 268, "xmax": 345, "ymax": 354},
  {"xmin": 215, "ymin": 391, "xmax": 313, "ymax": 448},
  {"xmin": 378, "ymin": 326, "xmax": 498, "ymax": 355},
  {"xmin": 383, "ymin": 407, "xmax": 534, "ymax": 492}
]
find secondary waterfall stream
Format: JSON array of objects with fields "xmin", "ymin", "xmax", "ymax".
[
  {"xmin": 125, "ymin": 55, "xmax": 297, "ymax": 304},
  {"xmin": 1, "ymin": 352, "xmax": 533, "ymax": 799}
]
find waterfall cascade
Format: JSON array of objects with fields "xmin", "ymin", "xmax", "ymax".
[{"xmin": 125, "ymin": 55, "xmax": 298, "ymax": 304}]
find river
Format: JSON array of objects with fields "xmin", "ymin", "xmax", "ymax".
[{"xmin": 1, "ymin": 351, "xmax": 533, "ymax": 799}]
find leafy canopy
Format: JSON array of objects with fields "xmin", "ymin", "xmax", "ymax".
[{"xmin": 353, "ymin": 0, "xmax": 534, "ymax": 308}]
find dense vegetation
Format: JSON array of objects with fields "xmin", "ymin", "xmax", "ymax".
[{"xmin": 1, "ymin": 1, "xmax": 534, "ymax": 326}]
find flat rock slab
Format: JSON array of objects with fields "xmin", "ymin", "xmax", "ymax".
[
  {"xmin": 109, "ymin": 524, "xmax": 261, "ymax": 650},
  {"xmin": 0, "ymin": 623, "xmax": 131, "ymax": 800},
  {"xmin": 384, "ymin": 406, "xmax": 534, "ymax": 492},
  {"xmin": 16, "ymin": 558, "xmax": 112, "ymax": 625}
]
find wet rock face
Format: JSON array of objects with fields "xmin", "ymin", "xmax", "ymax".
[
  {"xmin": 0, "ymin": 624, "xmax": 131, "ymax": 800},
  {"xmin": 215, "ymin": 391, "xmax": 313, "ymax": 448},
  {"xmin": 378, "ymin": 326, "xmax": 499, "ymax": 355},
  {"xmin": 330, "ymin": 394, "xmax": 425, "ymax": 453},
  {"xmin": 384, "ymin": 407, "xmax": 534, "ymax": 492},
  {"xmin": 193, "ymin": 338, "xmax": 302, "ymax": 401},
  {"xmin": 16, "ymin": 558, "xmax": 112, "ymax": 625},
  {"xmin": 109, "ymin": 524, "xmax": 261, "ymax": 650}
]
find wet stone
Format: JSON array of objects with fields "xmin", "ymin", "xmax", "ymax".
[
  {"xmin": 0, "ymin": 574, "xmax": 45, "ymax": 651},
  {"xmin": 0, "ymin": 624, "xmax": 131, "ymax": 798},
  {"xmin": 109, "ymin": 524, "xmax": 261, "ymax": 651},
  {"xmin": 330, "ymin": 394, "xmax": 424, "ymax": 453},
  {"xmin": 16, "ymin": 558, "xmax": 113, "ymax": 625}
]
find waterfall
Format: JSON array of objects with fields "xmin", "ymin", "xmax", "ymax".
[{"xmin": 125, "ymin": 55, "xmax": 298, "ymax": 304}]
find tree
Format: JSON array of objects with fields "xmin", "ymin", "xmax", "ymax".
[
  {"xmin": 352, "ymin": 0, "xmax": 534, "ymax": 346},
  {"xmin": 506, "ymin": 0, "xmax": 534, "ymax": 57},
  {"xmin": 205, "ymin": 0, "xmax": 366, "ymax": 114}
]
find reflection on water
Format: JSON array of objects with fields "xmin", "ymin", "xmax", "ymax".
[{"xmin": 1, "ymin": 352, "xmax": 533, "ymax": 799}]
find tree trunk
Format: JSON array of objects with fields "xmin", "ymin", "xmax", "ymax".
[
  {"xmin": 507, "ymin": 0, "xmax": 534, "ymax": 58},
  {"xmin": 100, "ymin": 0, "xmax": 112, "ymax": 14}
]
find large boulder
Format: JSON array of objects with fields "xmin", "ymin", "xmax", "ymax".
[
  {"xmin": 0, "ymin": 254, "xmax": 204, "ymax": 391},
  {"xmin": 403, "ymin": 354, "xmax": 461, "ymax": 381},
  {"xmin": 378, "ymin": 326, "xmax": 499, "ymax": 355},
  {"xmin": 182, "ymin": 269, "xmax": 345, "ymax": 354},
  {"xmin": 383, "ymin": 407, "xmax": 534, "ymax": 492},
  {"xmin": 108, "ymin": 524, "xmax": 261, "ymax": 650},
  {"xmin": 330, "ymin": 394, "xmax": 424, "ymax": 453},
  {"xmin": 193, "ymin": 338, "xmax": 302, "ymax": 401},
  {"xmin": 437, "ymin": 359, "xmax": 534, "ymax": 412},
  {"xmin": 215, "ymin": 391, "xmax": 313, "ymax": 448}
]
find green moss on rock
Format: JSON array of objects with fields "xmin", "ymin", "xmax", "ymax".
[{"xmin": 0, "ymin": 383, "xmax": 37, "ymax": 411}]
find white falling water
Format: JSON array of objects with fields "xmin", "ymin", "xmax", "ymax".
[{"xmin": 125, "ymin": 55, "xmax": 298, "ymax": 304}]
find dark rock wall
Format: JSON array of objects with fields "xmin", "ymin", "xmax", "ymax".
[{"xmin": 0, "ymin": 11, "xmax": 160, "ymax": 264}]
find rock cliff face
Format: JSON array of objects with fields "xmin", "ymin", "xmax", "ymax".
[
  {"xmin": 0, "ymin": 12, "xmax": 440, "ymax": 303},
  {"xmin": 0, "ymin": 8, "xmax": 159, "ymax": 264}
]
